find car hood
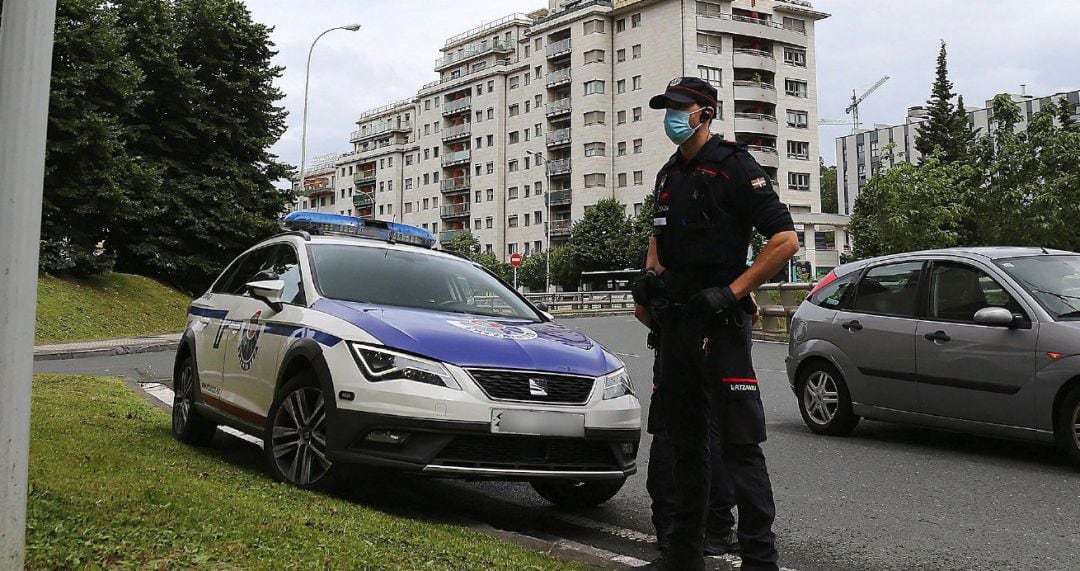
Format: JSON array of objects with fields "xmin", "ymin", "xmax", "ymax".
[{"xmin": 313, "ymin": 298, "xmax": 624, "ymax": 377}]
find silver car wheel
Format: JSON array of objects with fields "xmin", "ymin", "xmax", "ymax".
[
  {"xmin": 173, "ymin": 364, "xmax": 193, "ymax": 430},
  {"xmin": 1072, "ymin": 403, "xmax": 1080, "ymax": 452},
  {"xmin": 271, "ymin": 387, "xmax": 331, "ymax": 486},
  {"xmin": 803, "ymin": 370, "xmax": 839, "ymax": 425}
]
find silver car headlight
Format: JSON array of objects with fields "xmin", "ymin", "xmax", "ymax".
[
  {"xmin": 350, "ymin": 343, "xmax": 461, "ymax": 390},
  {"xmin": 602, "ymin": 368, "xmax": 635, "ymax": 400}
]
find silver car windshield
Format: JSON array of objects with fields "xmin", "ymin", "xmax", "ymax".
[
  {"xmin": 307, "ymin": 243, "xmax": 540, "ymax": 321},
  {"xmin": 996, "ymin": 255, "xmax": 1080, "ymax": 320}
]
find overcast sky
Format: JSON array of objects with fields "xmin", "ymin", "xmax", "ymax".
[{"xmin": 243, "ymin": 0, "xmax": 1078, "ymax": 172}]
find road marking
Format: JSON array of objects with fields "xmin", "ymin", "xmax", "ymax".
[
  {"xmin": 551, "ymin": 539, "xmax": 650, "ymax": 567},
  {"xmin": 613, "ymin": 351, "xmax": 640, "ymax": 358}
]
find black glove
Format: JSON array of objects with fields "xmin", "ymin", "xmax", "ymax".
[
  {"xmin": 631, "ymin": 273, "xmax": 665, "ymax": 306},
  {"xmin": 687, "ymin": 286, "xmax": 737, "ymax": 316}
]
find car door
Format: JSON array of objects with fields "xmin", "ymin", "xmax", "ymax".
[
  {"xmin": 189, "ymin": 252, "xmax": 257, "ymax": 403},
  {"xmin": 221, "ymin": 243, "xmax": 309, "ymax": 422},
  {"xmin": 830, "ymin": 260, "xmax": 925, "ymax": 412},
  {"xmin": 915, "ymin": 260, "xmax": 1038, "ymax": 428}
]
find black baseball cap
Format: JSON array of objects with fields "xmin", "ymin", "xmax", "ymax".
[{"xmin": 649, "ymin": 77, "xmax": 718, "ymax": 110}]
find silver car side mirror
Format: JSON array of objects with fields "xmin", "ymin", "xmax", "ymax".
[
  {"xmin": 973, "ymin": 306, "xmax": 1015, "ymax": 327},
  {"xmin": 247, "ymin": 279, "xmax": 285, "ymax": 313}
]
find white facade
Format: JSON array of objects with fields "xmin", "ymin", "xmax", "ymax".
[
  {"xmin": 836, "ymin": 89, "xmax": 1080, "ymax": 217},
  {"xmin": 293, "ymin": 0, "xmax": 830, "ymax": 266}
]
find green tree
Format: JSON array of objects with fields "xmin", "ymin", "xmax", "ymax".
[
  {"xmin": 517, "ymin": 251, "xmax": 547, "ymax": 291},
  {"xmin": 110, "ymin": 0, "xmax": 291, "ymax": 293},
  {"xmin": 819, "ymin": 159, "xmax": 838, "ymax": 214},
  {"xmin": 39, "ymin": 0, "xmax": 143, "ymax": 275},
  {"xmin": 566, "ymin": 198, "xmax": 635, "ymax": 275},
  {"xmin": 548, "ymin": 245, "xmax": 580, "ymax": 291},
  {"xmin": 442, "ymin": 230, "xmax": 482, "ymax": 260},
  {"xmin": 914, "ymin": 41, "xmax": 974, "ymax": 163},
  {"xmin": 626, "ymin": 194, "xmax": 656, "ymax": 268}
]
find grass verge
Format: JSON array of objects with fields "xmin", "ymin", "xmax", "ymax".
[
  {"xmin": 27, "ymin": 375, "xmax": 586, "ymax": 570},
  {"xmin": 36, "ymin": 273, "xmax": 190, "ymax": 344}
]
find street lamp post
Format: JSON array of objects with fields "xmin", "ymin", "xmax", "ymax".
[
  {"xmin": 532, "ymin": 151, "xmax": 553, "ymax": 295},
  {"xmin": 298, "ymin": 24, "xmax": 360, "ymax": 210}
]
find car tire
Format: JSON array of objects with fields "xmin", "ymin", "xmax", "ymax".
[
  {"xmin": 797, "ymin": 360, "xmax": 860, "ymax": 436},
  {"xmin": 530, "ymin": 477, "xmax": 626, "ymax": 508},
  {"xmin": 264, "ymin": 371, "xmax": 338, "ymax": 489},
  {"xmin": 172, "ymin": 355, "xmax": 218, "ymax": 446},
  {"xmin": 1055, "ymin": 384, "xmax": 1080, "ymax": 471}
]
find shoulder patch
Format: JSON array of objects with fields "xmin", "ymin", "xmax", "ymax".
[{"xmin": 751, "ymin": 177, "xmax": 768, "ymax": 189}]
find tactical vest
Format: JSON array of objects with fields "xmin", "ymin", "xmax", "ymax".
[{"xmin": 652, "ymin": 138, "xmax": 753, "ymax": 284}]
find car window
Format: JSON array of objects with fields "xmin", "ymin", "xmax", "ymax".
[
  {"xmin": 928, "ymin": 263, "xmax": 1023, "ymax": 322},
  {"xmin": 307, "ymin": 243, "xmax": 540, "ymax": 321},
  {"xmin": 266, "ymin": 244, "xmax": 305, "ymax": 305},
  {"xmin": 850, "ymin": 261, "xmax": 923, "ymax": 317},
  {"xmin": 809, "ymin": 271, "xmax": 858, "ymax": 309},
  {"xmin": 210, "ymin": 254, "xmax": 247, "ymax": 294},
  {"xmin": 221, "ymin": 246, "xmax": 277, "ymax": 296},
  {"xmin": 996, "ymin": 255, "xmax": 1080, "ymax": 320}
]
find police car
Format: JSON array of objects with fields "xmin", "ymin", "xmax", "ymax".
[{"xmin": 171, "ymin": 212, "xmax": 641, "ymax": 506}]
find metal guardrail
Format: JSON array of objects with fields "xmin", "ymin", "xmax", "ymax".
[{"xmin": 523, "ymin": 282, "xmax": 814, "ymax": 338}]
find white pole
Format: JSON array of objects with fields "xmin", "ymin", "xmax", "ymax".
[
  {"xmin": 0, "ymin": 0, "xmax": 58, "ymax": 566},
  {"xmin": 299, "ymin": 24, "xmax": 360, "ymax": 212}
]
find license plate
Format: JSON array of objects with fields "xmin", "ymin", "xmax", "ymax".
[{"xmin": 491, "ymin": 409, "xmax": 585, "ymax": 437}]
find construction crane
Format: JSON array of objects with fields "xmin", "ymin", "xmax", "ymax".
[{"xmin": 819, "ymin": 76, "xmax": 890, "ymax": 133}]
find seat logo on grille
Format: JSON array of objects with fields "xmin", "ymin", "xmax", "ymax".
[{"xmin": 528, "ymin": 378, "xmax": 549, "ymax": 397}]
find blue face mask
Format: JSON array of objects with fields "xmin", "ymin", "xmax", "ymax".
[{"xmin": 664, "ymin": 108, "xmax": 704, "ymax": 145}]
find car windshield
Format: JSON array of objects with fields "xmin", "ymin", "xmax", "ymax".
[
  {"xmin": 996, "ymin": 255, "xmax": 1080, "ymax": 320},
  {"xmin": 307, "ymin": 243, "xmax": 540, "ymax": 321}
]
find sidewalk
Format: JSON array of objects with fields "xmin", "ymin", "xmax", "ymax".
[{"xmin": 34, "ymin": 333, "xmax": 181, "ymax": 362}]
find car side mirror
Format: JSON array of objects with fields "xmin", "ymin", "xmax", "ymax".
[
  {"xmin": 247, "ymin": 279, "xmax": 285, "ymax": 313},
  {"xmin": 534, "ymin": 301, "xmax": 549, "ymax": 312},
  {"xmin": 973, "ymin": 306, "xmax": 1015, "ymax": 327}
]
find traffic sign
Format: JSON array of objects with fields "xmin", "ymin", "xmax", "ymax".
[{"xmin": 510, "ymin": 253, "xmax": 523, "ymax": 267}]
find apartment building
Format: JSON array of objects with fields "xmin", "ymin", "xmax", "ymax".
[
  {"xmin": 836, "ymin": 89, "xmax": 1080, "ymax": 217},
  {"xmin": 293, "ymin": 0, "xmax": 832, "ymax": 270}
]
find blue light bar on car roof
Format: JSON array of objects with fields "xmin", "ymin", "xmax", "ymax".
[{"xmin": 281, "ymin": 212, "xmax": 436, "ymax": 249}]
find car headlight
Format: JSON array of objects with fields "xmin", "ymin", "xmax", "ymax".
[
  {"xmin": 602, "ymin": 368, "xmax": 635, "ymax": 400},
  {"xmin": 349, "ymin": 343, "xmax": 461, "ymax": 390}
]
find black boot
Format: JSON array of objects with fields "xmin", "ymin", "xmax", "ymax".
[{"xmin": 704, "ymin": 528, "xmax": 740, "ymax": 556}]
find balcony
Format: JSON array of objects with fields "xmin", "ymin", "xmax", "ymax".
[
  {"xmin": 350, "ymin": 121, "xmax": 412, "ymax": 143},
  {"xmin": 546, "ymin": 128, "xmax": 571, "ymax": 148},
  {"xmin": 734, "ymin": 112, "xmax": 779, "ymax": 137},
  {"xmin": 441, "ymin": 149, "xmax": 471, "ymax": 167},
  {"xmin": 442, "ymin": 97, "xmax": 472, "ymax": 117},
  {"xmin": 549, "ymin": 219, "xmax": 572, "ymax": 237},
  {"xmin": 733, "ymin": 80, "xmax": 777, "ymax": 105},
  {"xmin": 545, "ymin": 98, "xmax": 572, "ymax": 118},
  {"xmin": 546, "ymin": 38, "xmax": 571, "ymax": 59},
  {"xmin": 440, "ymin": 202, "xmax": 471, "ymax": 219},
  {"xmin": 746, "ymin": 145, "xmax": 780, "ymax": 169},
  {"xmin": 696, "ymin": 13, "xmax": 808, "ymax": 47},
  {"xmin": 353, "ymin": 170, "xmax": 376, "ymax": 185},
  {"xmin": 352, "ymin": 193, "xmax": 374, "ymax": 208},
  {"xmin": 441, "ymin": 122, "xmax": 472, "ymax": 142},
  {"xmin": 435, "ymin": 39, "xmax": 514, "ymax": 71},
  {"xmin": 733, "ymin": 48, "xmax": 776, "ymax": 73},
  {"xmin": 439, "ymin": 229, "xmax": 467, "ymax": 243},
  {"xmin": 545, "ymin": 158, "xmax": 571, "ymax": 176},
  {"xmin": 546, "ymin": 68, "xmax": 572, "ymax": 89},
  {"xmin": 441, "ymin": 176, "xmax": 471, "ymax": 194},
  {"xmin": 546, "ymin": 189, "xmax": 572, "ymax": 206},
  {"xmin": 305, "ymin": 182, "xmax": 333, "ymax": 197}
]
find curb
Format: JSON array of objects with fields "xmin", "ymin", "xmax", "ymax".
[{"xmin": 33, "ymin": 340, "xmax": 179, "ymax": 362}]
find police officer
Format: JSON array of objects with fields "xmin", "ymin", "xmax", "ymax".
[{"xmin": 633, "ymin": 77, "xmax": 799, "ymax": 571}]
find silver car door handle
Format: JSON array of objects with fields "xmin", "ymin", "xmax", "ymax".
[
  {"xmin": 841, "ymin": 320, "xmax": 862, "ymax": 332},
  {"xmin": 197, "ymin": 317, "xmax": 210, "ymax": 325},
  {"xmin": 226, "ymin": 323, "xmax": 242, "ymax": 332},
  {"xmin": 924, "ymin": 330, "xmax": 951, "ymax": 342}
]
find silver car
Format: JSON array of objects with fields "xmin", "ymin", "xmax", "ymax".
[{"xmin": 785, "ymin": 247, "xmax": 1080, "ymax": 469}]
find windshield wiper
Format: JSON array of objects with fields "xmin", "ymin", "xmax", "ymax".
[
  {"xmin": 1017, "ymin": 279, "xmax": 1080, "ymax": 311},
  {"xmin": 1057, "ymin": 311, "xmax": 1080, "ymax": 319}
]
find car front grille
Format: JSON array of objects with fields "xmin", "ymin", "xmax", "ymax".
[
  {"xmin": 434, "ymin": 435, "xmax": 620, "ymax": 471},
  {"xmin": 466, "ymin": 369, "xmax": 595, "ymax": 404}
]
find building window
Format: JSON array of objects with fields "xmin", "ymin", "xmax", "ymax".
[
  {"xmin": 785, "ymin": 79, "xmax": 808, "ymax": 98},
  {"xmin": 508, "ymin": 187, "xmax": 518, "ymax": 200},
  {"xmin": 524, "ymin": 213, "xmax": 531, "ymax": 227},
  {"xmin": 616, "ymin": 49, "xmax": 626, "ymax": 62},
  {"xmin": 487, "ymin": 108, "xmax": 494, "ymax": 120},
  {"xmin": 784, "ymin": 47, "xmax": 807, "ymax": 67},
  {"xmin": 475, "ymin": 190, "xmax": 482, "ymax": 202},
  {"xmin": 617, "ymin": 141, "xmax": 627, "ymax": 156},
  {"xmin": 631, "ymin": 13, "xmax": 641, "ymax": 27},
  {"xmin": 486, "ymin": 162, "xmax": 494, "ymax": 174},
  {"xmin": 584, "ymin": 111, "xmax": 606, "ymax": 125},
  {"xmin": 617, "ymin": 79, "xmax": 626, "ymax": 94},
  {"xmin": 697, "ymin": 33, "xmax": 722, "ymax": 54},
  {"xmin": 584, "ymin": 173, "xmax": 606, "ymax": 187},
  {"xmin": 633, "ymin": 107, "xmax": 642, "ymax": 122},
  {"xmin": 508, "ymin": 215, "xmax": 519, "ymax": 228},
  {"xmin": 485, "ymin": 216, "xmax": 493, "ymax": 229},
  {"xmin": 634, "ymin": 170, "xmax": 644, "ymax": 185},
  {"xmin": 487, "ymin": 134, "xmax": 494, "ymax": 146},
  {"xmin": 534, "ymin": 210, "xmax": 542, "ymax": 224},
  {"xmin": 405, "ymin": 202, "xmax": 413, "ymax": 214},
  {"xmin": 584, "ymin": 142, "xmax": 606, "ymax": 157},
  {"xmin": 476, "ymin": 137, "xmax": 483, "ymax": 148},
  {"xmin": 584, "ymin": 49, "xmax": 605, "ymax": 64},
  {"xmin": 474, "ymin": 218, "xmax": 481, "ymax": 230},
  {"xmin": 632, "ymin": 44, "xmax": 641, "ymax": 59},
  {"xmin": 788, "ymin": 172, "xmax": 811, "ymax": 191},
  {"xmin": 782, "ymin": 16, "xmax": 806, "ymax": 33},
  {"xmin": 535, "ymin": 123, "xmax": 542, "ymax": 136},
  {"xmin": 616, "ymin": 18, "xmax": 626, "ymax": 33},
  {"xmin": 787, "ymin": 109, "xmax": 809, "ymax": 128},
  {"xmin": 787, "ymin": 141, "xmax": 810, "ymax": 159},
  {"xmin": 633, "ymin": 138, "xmax": 643, "ymax": 154},
  {"xmin": 617, "ymin": 173, "xmax": 627, "ymax": 187},
  {"xmin": 583, "ymin": 19, "xmax": 605, "ymax": 34},
  {"xmin": 509, "ymin": 76, "xmax": 519, "ymax": 90},
  {"xmin": 632, "ymin": 75, "xmax": 642, "ymax": 90},
  {"xmin": 509, "ymin": 104, "xmax": 519, "ymax": 117},
  {"xmin": 584, "ymin": 80, "xmax": 605, "ymax": 95},
  {"xmin": 509, "ymin": 131, "xmax": 520, "ymax": 144},
  {"xmin": 535, "ymin": 65, "xmax": 542, "ymax": 80},
  {"xmin": 617, "ymin": 110, "xmax": 627, "ymax": 124},
  {"xmin": 696, "ymin": 1, "xmax": 723, "ymax": 17},
  {"xmin": 508, "ymin": 160, "xmax": 519, "ymax": 172},
  {"xmin": 698, "ymin": 65, "xmax": 722, "ymax": 87}
]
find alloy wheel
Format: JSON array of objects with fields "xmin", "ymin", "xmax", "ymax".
[
  {"xmin": 173, "ymin": 364, "xmax": 193, "ymax": 431},
  {"xmin": 1072, "ymin": 402, "xmax": 1080, "ymax": 452},
  {"xmin": 804, "ymin": 370, "xmax": 839, "ymax": 425},
  {"xmin": 271, "ymin": 387, "xmax": 331, "ymax": 485}
]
